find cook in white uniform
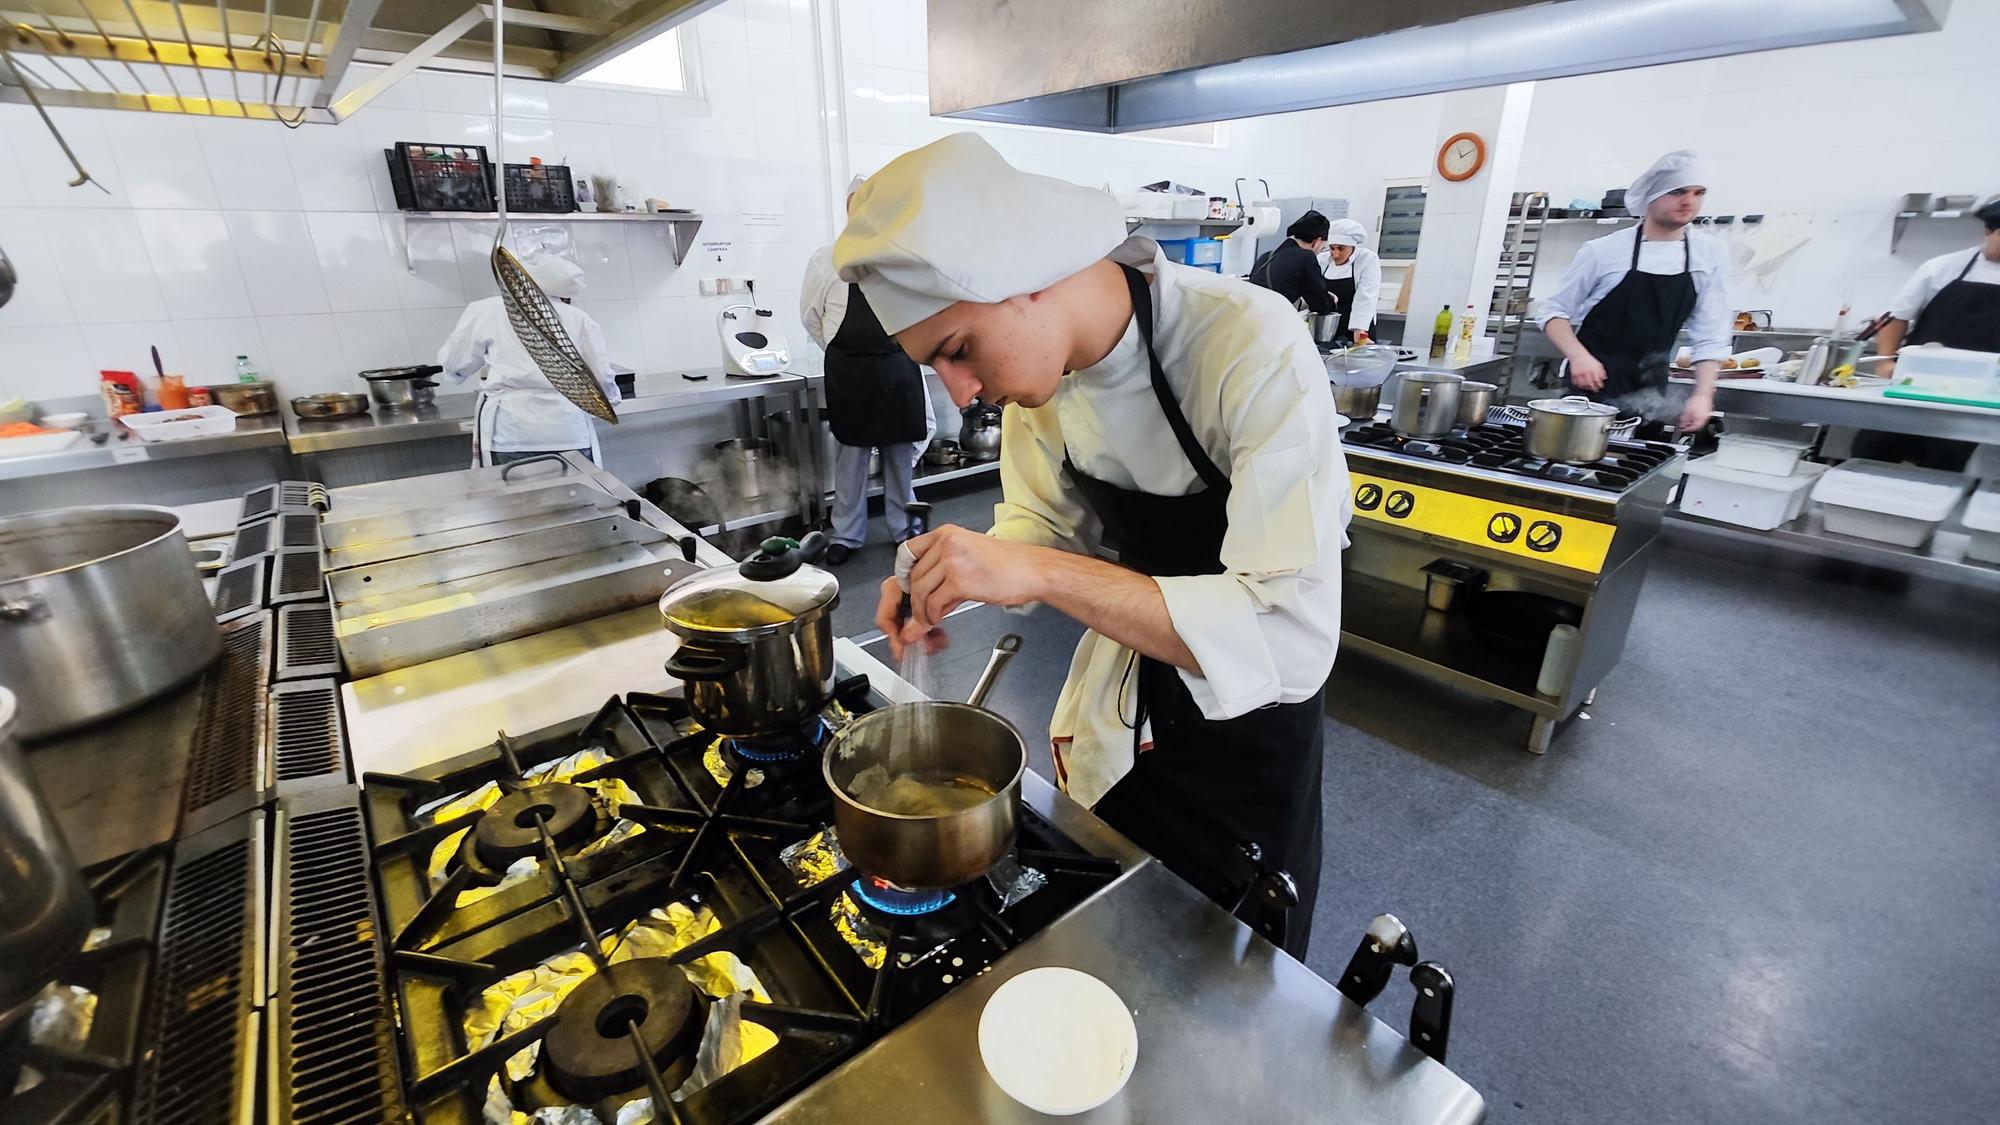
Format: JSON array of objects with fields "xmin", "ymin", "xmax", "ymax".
[
  {"xmin": 1538, "ymin": 150, "xmax": 1731, "ymax": 434},
  {"xmin": 1319, "ymin": 218, "xmax": 1382, "ymax": 343},
  {"xmin": 438, "ymin": 251, "xmax": 620, "ymax": 467},
  {"xmin": 837, "ymin": 134, "xmax": 1350, "ymax": 957},
  {"xmin": 801, "ymin": 175, "xmax": 938, "ymax": 565}
]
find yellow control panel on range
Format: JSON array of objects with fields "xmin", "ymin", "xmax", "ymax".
[{"xmin": 1348, "ymin": 472, "xmax": 1616, "ymax": 573}]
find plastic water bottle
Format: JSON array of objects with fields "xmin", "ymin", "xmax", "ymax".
[{"xmin": 235, "ymin": 355, "xmax": 260, "ymax": 383}]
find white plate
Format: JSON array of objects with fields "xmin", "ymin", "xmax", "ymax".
[{"xmin": 978, "ymin": 967, "xmax": 1137, "ymax": 1116}]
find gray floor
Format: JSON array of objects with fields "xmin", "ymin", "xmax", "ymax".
[{"xmin": 818, "ymin": 484, "xmax": 2000, "ymax": 1125}]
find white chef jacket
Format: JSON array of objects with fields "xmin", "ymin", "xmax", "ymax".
[
  {"xmin": 1536, "ymin": 226, "xmax": 1733, "ymax": 362},
  {"xmin": 1320, "ymin": 245, "xmax": 1383, "ymax": 333},
  {"xmin": 1890, "ymin": 248, "xmax": 2000, "ymax": 323},
  {"xmin": 992, "ymin": 238, "xmax": 1352, "ymax": 806},
  {"xmin": 437, "ymin": 295, "xmax": 619, "ymax": 454}
]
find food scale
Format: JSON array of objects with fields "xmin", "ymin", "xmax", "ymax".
[{"xmin": 719, "ymin": 304, "xmax": 790, "ymax": 378}]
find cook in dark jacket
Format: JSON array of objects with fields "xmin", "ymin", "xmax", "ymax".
[{"xmin": 1250, "ymin": 210, "xmax": 1339, "ymax": 315}]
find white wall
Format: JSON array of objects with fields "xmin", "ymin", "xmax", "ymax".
[
  {"xmin": 0, "ymin": 0, "xmax": 829, "ymax": 405},
  {"xmin": 1513, "ymin": 4, "xmax": 2000, "ymax": 328}
]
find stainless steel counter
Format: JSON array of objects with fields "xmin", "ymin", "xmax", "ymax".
[
  {"xmin": 0, "ymin": 413, "xmax": 288, "ymax": 481},
  {"xmin": 1671, "ymin": 375, "xmax": 2000, "ymax": 442}
]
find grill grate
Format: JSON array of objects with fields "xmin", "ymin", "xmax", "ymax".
[
  {"xmin": 233, "ymin": 517, "xmax": 275, "ymax": 559},
  {"xmin": 241, "ymin": 484, "xmax": 279, "ymax": 524},
  {"xmin": 136, "ymin": 817, "xmax": 263, "ymax": 1125},
  {"xmin": 270, "ymin": 548, "xmax": 326, "ymax": 605},
  {"xmin": 279, "ymin": 512, "xmax": 322, "ymax": 551},
  {"xmin": 273, "ymin": 790, "xmax": 405, "ymax": 1124},
  {"xmin": 213, "ymin": 556, "xmax": 269, "ymax": 622},
  {"xmin": 182, "ymin": 613, "xmax": 272, "ymax": 836},
  {"xmin": 276, "ymin": 603, "xmax": 342, "ymax": 681},
  {"xmin": 269, "ymin": 680, "xmax": 348, "ymax": 792},
  {"xmin": 242, "ymin": 482, "xmax": 330, "ymax": 525}
]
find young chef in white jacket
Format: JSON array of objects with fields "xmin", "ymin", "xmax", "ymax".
[
  {"xmin": 1537, "ymin": 150, "xmax": 1731, "ymax": 434},
  {"xmin": 1319, "ymin": 218, "xmax": 1381, "ymax": 344},
  {"xmin": 837, "ymin": 134, "xmax": 1351, "ymax": 956},
  {"xmin": 437, "ymin": 251, "xmax": 620, "ymax": 466}
]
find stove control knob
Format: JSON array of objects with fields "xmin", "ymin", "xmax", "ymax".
[
  {"xmin": 1384, "ymin": 490, "xmax": 1415, "ymax": 519},
  {"xmin": 1526, "ymin": 520, "xmax": 1562, "ymax": 553},
  {"xmin": 1486, "ymin": 512, "xmax": 1521, "ymax": 543},
  {"xmin": 1355, "ymin": 482, "xmax": 1383, "ymax": 511}
]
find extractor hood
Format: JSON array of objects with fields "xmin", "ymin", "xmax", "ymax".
[
  {"xmin": 0, "ymin": 0, "xmax": 725, "ymax": 124},
  {"xmin": 929, "ymin": 0, "xmax": 1952, "ymax": 132}
]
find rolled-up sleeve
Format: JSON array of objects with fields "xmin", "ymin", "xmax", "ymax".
[
  {"xmin": 1536, "ymin": 239, "xmax": 1601, "ymax": 327},
  {"xmin": 1152, "ymin": 341, "xmax": 1350, "ymax": 719},
  {"xmin": 989, "ymin": 403, "xmax": 1096, "ymax": 552},
  {"xmin": 1687, "ymin": 244, "xmax": 1733, "ymax": 362}
]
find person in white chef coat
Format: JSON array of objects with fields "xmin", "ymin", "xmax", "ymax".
[
  {"xmin": 837, "ymin": 134, "xmax": 1350, "ymax": 957},
  {"xmin": 1537, "ymin": 150, "xmax": 1731, "ymax": 434},
  {"xmin": 801, "ymin": 175, "xmax": 938, "ymax": 566},
  {"xmin": 1319, "ymin": 218, "xmax": 1381, "ymax": 344},
  {"xmin": 438, "ymin": 251, "xmax": 620, "ymax": 467}
]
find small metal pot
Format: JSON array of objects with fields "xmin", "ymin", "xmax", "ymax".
[
  {"xmin": 362, "ymin": 366, "xmax": 443, "ymax": 409},
  {"xmin": 212, "ymin": 380, "xmax": 278, "ymax": 415},
  {"xmin": 923, "ymin": 439, "xmax": 962, "ymax": 467},
  {"xmin": 660, "ymin": 533, "xmax": 838, "ymax": 737},
  {"xmin": 1333, "ymin": 383, "xmax": 1382, "ymax": 420},
  {"xmin": 1308, "ymin": 312, "xmax": 1342, "ymax": 347},
  {"xmin": 1454, "ymin": 381, "xmax": 1498, "ymax": 428},
  {"xmin": 1389, "ymin": 370, "xmax": 1464, "ymax": 438},
  {"xmin": 1524, "ymin": 395, "xmax": 1620, "ymax": 463},
  {"xmin": 292, "ymin": 393, "xmax": 370, "ymax": 420},
  {"xmin": 825, "ymin": 636, "xmax": 1024, "ymax": 889}
]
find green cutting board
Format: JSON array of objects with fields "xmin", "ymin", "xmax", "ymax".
[{"xmin": 1883, "ymin": 384, "xmax": 2000, "ymax": 409}]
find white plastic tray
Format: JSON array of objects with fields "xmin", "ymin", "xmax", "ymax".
[
  {"xmin": 0, "ymin": 430, "xmax": 84, "ymax": 460},
  {"xmin": 120, "ymin": 405, "xmax": 241, "ymax": 442}
]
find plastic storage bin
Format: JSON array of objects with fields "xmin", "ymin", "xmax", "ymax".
[
  {"xmin": 1714, "ymin": 432, "xmax": 1812, "ymax": 476},
  {"xmin": 1809, "ymin": 459, "xmax": 1968, "ymax": 548},
  {"xmin": 121, "ymin": 405, "xmax": 242, "ymax": 442},
  {"xmin": 1963, "ymin": 483, "xmax": 2000, "ymax": 565},
  {"xmin": 1680, "ymin": 457, "xmax": 1826, "ymax": 530},
  {"xmin": 1158, "ymin": 238, "xmax": 1224, "ymax": 266}
]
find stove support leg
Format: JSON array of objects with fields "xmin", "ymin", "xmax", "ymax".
[{"xmin": 1526, "ymin": 715, "xmax": 1553, "ymax": 756}]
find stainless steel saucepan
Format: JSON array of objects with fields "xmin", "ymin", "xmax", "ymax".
[
  {"xmin": 1524, "ymin": 395, "xmax": 1620, "ymax": 463},
  {"xmin": 825, "ymin": 634, "xmax": 1024, "ymax": 890}
]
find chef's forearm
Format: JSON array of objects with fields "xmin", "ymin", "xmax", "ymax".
[
  {"xmin": 1691, "ymin": 359, "xmax": 1720, "ymax": 397},
  {"xmin": 1541, "ymin": 317, "xmax": 1591, "ymax": 362},
  {"xmin": 1033, "ymin": 551, "xmax": 1202, "ymax": 674},
  {"xmin": 1877, "ymin": 319, "xmax": 1907, "ymax": 357}
]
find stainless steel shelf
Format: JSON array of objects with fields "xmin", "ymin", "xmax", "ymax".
[
  {"xmin": 1891, "ymin": 209, "xmax": 1983, "ymax": 251},
  {"xmin": 1338, "ymin": 572, "xmax": 1564, "ymax": 718},
  {"xmin": 1125, "ymin": 217, "xmax": 1247, "ymax": 233},
  {"xmin": 1664, "ymin": 506, "xmax": 2000, "ymax": 590},
  {"xmin": 394, "ymin": 211, "xmax": 705, "ymax": 265},
  {"xmin": 864, "ymin": 457, "xmax": 1000, "ymax": 498}
]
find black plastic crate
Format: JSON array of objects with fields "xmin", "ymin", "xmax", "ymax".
[
  {"xmin": 385, "ymin": 142, "xmax": 494, "ymax": 212},
  {"xmin": 501, "ymin": 162, "xmax": 577, "ymax": 213}
]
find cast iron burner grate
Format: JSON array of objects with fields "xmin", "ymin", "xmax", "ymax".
[
  {"xmin": 1343, "ymin": 421, "xmax": 1677, "ymax": 492},
  {"xmin": 627, "ymin": 676, "xmax": 875, "ymax": 822}
]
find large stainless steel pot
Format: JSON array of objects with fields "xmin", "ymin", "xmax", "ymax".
[
  {"xmin": 1388, "ymin": 370, "xmax": 1464, "ymax": 438},
  {"xmin": 0, "ymin": 506, "xmax": 221, "ymax": 740},
  {"xmin": 362, "ymin": 365, "xmax": 443, "ymax": 408},
  {"xmin": 1524, "ymin": 395, "xmax": 1620, "ymax": 463},
  {"xmin": 825, "ymin": 636, "xmax": 1023, "ymax": 890},
  {"xmin": 660, "ymin": 533, "xmax": 838, "ymax": 737},
  {"xmin": 0, "ymin": 687, "xmax": 94, "ymax": 1027},
  {"xmin": 1454, "ymin": 380, "xmax": 1498, "ymax": 428}
]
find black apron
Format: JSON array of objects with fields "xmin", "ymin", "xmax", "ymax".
[
  {"xmin": 1064, "ymin": 263, "xmax": 1326, "ymax": 958},
  {"xmin": 1325, "ymin": 268, "xmax": 1357, "ymax": 344},
  {"xmin": 1853, "ymin": 251, "xmax": 1999, "ymax": 471},
  {"xmin": 1570, "ymin": 230, "xmax": 1697, "ymax": 411},
  {"xmin": 824, "ymin": 282, "xmax": 928, "ymax": 447}
]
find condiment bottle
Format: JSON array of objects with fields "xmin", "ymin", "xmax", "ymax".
[{"xmin": 158, "ymin": 374, "xmax": 189, "ymax": 410}]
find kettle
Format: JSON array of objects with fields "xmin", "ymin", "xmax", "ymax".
[{"xmin": 960, "ymin": 401, "xmax": 1003, "ymax": 461}]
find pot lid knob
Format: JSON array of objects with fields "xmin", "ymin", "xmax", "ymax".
[{"xmin": 738, "ymin": 530, "xmax": 829, "ymax": 581}]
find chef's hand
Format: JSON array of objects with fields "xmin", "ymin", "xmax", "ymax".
[
  {"xmin": 874, "ymin": 576, "xmax": 948, "ymax": 662},
  {"xmin": 1678, "ymin": 390, "xmax": 1714, "ymax": 433},
  {"xmin": 898, "ymin": 525, "xmax": 1048, "ymax": 632},
  {"xmin": 1567, "ymin": 353, "xmax": 1608, "ymax": 393}
]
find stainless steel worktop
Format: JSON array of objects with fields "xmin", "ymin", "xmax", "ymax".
[
  {"xmin": 1670, "ymin": 374, "xmax": 2000, "ymax": 442},
  {"xmin": 0, "ymin": 413, "xmax": 288, "ymax": 481}
]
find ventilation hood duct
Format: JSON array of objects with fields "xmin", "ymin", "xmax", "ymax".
[{"xmin": 929, "ymin": 0, "xmax": 1951, "ymax": 132}]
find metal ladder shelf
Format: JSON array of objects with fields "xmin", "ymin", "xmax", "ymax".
[{"xmin": 1490, "ymin": 192, "xmax": 1550, "ymax": 397}]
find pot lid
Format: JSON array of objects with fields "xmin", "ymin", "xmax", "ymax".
[
  {"xmin": 360, "ymin": 365, "xmax": 443, "ymax": 381},
  {"xmin": 659, "ymin": 535, "xmax": 839, "ymax": 639},
  {"xmin": 1529, "ymin": 395, "xmax": 1618, "ymax": 416}
]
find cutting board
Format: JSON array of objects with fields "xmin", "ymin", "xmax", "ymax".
[{"xmin": 1883, "ymin": 384, "xmax": 2000, "ymax": 409}]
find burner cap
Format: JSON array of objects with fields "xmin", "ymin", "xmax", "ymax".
[
  {"xmin": 852, "ymin": 876, "xmax": 957, "ymax": 917},
  {"xmin": 542, "ymin": 959, "xmax": 705, "ymax": 1100},
  {"xmin": 463, "ymin": 783, "xmax": 600, "ymax": 880},
  {"xmin": 724, "ymin": 717, "xmax": 831, "ymax": 764}
]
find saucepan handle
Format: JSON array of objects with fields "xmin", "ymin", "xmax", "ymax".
[
  {"xmin": 665, "ymin": 641, "xmax": 748, "ymax": 680},
  {"xmin": 966, "ymin": 633, "xmax": 1022, "ymax": 709}
]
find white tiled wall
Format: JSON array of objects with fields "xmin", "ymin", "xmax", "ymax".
[{"xmin": 0, "ymin": 0, "xmax": 830, "ymax": 404}]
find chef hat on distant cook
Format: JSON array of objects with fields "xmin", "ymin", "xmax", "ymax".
[
  {"xmin": 521, "ymin": 251, "xmax": 585, "ymax": 299},
  {"xmin": 834, "ymin": 133, "xmax": 1127, "ymax": 335},
  {"xmin": 1326, "ymin": 218, "xmax": 1369, "ymax": 248},
  {"xmin": 1628, "ymin": 150, "xmax": 1714, "ymax": 210}
]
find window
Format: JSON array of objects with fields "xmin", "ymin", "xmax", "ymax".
[
  {"xmin": 1377, "ymin": 183, "xmax": 1427, "ymax": 261},
  {"xmin": 572, "ymin": 26, "xmax": 691, "ymax": 94}
]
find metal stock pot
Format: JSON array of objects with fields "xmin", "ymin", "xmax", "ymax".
[
  {"xmin": 659, "ymin": 533, "xmax": 838, "ymax": 736},
  {"xmin": 1524, "ymin": 395, "xmax": 1620, "ymax": 463}
]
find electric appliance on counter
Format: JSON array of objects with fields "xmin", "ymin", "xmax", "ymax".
[
  {"xmin": 719, "ymin": 305, "xmax": 790, "ymax": 379},
  {"xmin": 1338, "ymin": 417, "xmax": 1684, "ymax": 753}
]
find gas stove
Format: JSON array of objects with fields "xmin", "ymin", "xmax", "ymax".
[
  {"xmin": 364, "ymin": 680, "xmax": 1121, "ymax": 1124},
  {"xmin": 1342, "ymin": 420, "xmax": 1680, "ymax": 495}
]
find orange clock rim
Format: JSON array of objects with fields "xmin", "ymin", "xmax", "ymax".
[{"xmin": 1437, "ymin": 131, "xmax": 1486, "ymax": 182}]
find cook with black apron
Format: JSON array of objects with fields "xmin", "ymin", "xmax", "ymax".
[
  {"xmin": 1319, "ymin": 219, "xmax": 1382, "ymax": 345},
  {"xmin": 835, "ymin": 134, "xmax": 1351, "ymax": 958},
  {"xmin": 1538, "ymin": 150, "xmax": 1732, "ymax": 436},
  {"xmin": 802, "ymin": 189, "xmax": 936, "ymax": 566},
  {"xmin": 1852, "ymin": 196, "xmax": 2000, "ymax": 471}
]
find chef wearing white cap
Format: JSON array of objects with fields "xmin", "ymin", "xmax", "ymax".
[
  {"xmin": 839, "ymin": 133, "xmax": 1350, "ymax": 957},
  {"xmin": 801, "ymin": 175, "xmax": 938, "ymax": 565},
  {"xmin": 1538, "ymin": 150, "xmax": 1731, "ymax": 433},
  {"xmin": 1319, "ymin": 218, "xmax": 1382, "ymax": 344},
  {"xmin": 438, "ymin": 250, "xmax": 620, "ymax": 466}
]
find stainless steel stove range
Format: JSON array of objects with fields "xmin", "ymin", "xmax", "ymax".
[{"xmin": 1339, "ymin": 418, "xmax": 1685, "ymax": 752}]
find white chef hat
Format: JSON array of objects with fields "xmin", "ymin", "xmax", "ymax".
[
  {"xmin": 833, "ymin": 133, "xmax": 1127, "ymax": 336},
  {"xmin": 1628, "ymin": 150, "xmax": 1713, "ymax": 210},
  {"xmin": 1326, "ymin": 219, "xmax": 1368, "ymax": 248},
  {"xmin": 521, "ymin": 251, "xmax": 585, "ymax": 299}
]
